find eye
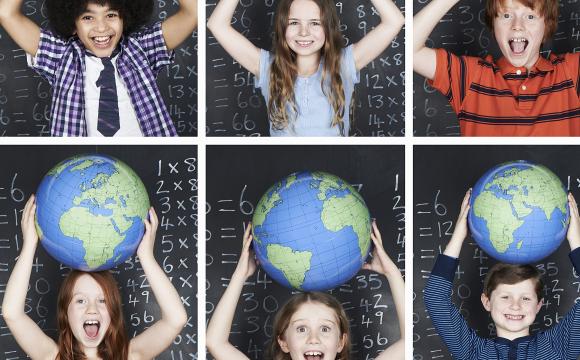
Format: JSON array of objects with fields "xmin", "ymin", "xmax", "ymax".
[
  {"xmin": 81, "ymin": 15, "xmax": 93, "ymax": 21},
  {"xmin": 296, "ymin": 326, "xmax": 307, "ymax": 333},
  {"xmin": 502, "ymin": 13, "xmax": 512, "ymax": 19},
  {"xmin": 289, "ymin": 20, "xmax": 299, "ymax": 25},
  {"xmin": 501, "ymin": 295, "xmax": 509, "ymax": 299},
  {"xmin": 310, "ymin": 21, "xmax": 321, "ymax": 26},
  {"xmin": 523, "ymin": 296, "xmax": 531, "ymax": 301},
  {"xmin": 98, "ymin": 298, "xmax": 106, "ymax": 304},
  {"xmin": 526, "ymin": 14, "xmax": 535, "ymax": 20},
  {"xmin": 107, "ymin": 12, "xmax": 119, "ymax": 19},
  {"xmin": 321, "ymin": 325, "xmax": 331, "ymax": 333},
  {"xmin": 76, "ymin": 298, "xmax": 86, "ymax": 304}
]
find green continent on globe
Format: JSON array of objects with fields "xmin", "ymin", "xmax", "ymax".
[
  {"xmin": 312, "ymin": 172, "xmax": 347, "ymax": 201},
  {"xmin": 71, "ymin": 159, "xmax": 96, "ymax": 172},
  {"xmin": 473, "ymin": 191, "xmax": 525, "ymax": 253},
  {"xmin": 60, "ymin": 207, "xmax": 125, "ymax": 269},
  {"xmin": 473, "ymin": 166, "xmax": 567, "ymax": 253},
  {"xmin": 48, "ymin": 156, "xmax": 84, "ymax": 176},
  {"xmin": 487, "ymin": 167, "xmax": 567, "ymax": 221},
  {"xmin": 321, "ymin": 194, "xmax": 370, "ymax": 259},
  {"xmin": 285, "ymin": 174, "xmax": 297, "ymax": 189},
  {"xmin": 59, "ymin": 161, "xmax": 149, "ymax": 269},
  {"xmin": 266, "ymin": 244, "xmax": 312, "ymax": 289}
]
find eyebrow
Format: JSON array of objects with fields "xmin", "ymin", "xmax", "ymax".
[
  {"xmin": 288, "ymin": 18, "xmax": 321, "ymax": 21},
  {"xmin": 291, "ymin": 318, "xmax": 337, "ymax": 324}
]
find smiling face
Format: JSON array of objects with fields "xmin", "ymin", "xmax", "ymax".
[
  {"xmin": 481, "ymin": 279, "xmax": 543, "ymax": 340},
  {"xmin": 74, "ymin": 2, "xmax": 123, "ymax": 57},
  {"xmin": 284, "ymin": 0, "xmax": 326, "ymax": 59},
  {"xmin": 67, "ymin": 274, "xmax": 112, "ymax": 353},
  {"xmin": 277, "ymin": 302, "xmax": 346, "ymax": 360},
  {"xmin": 493, "ymin": 0, "xmax": 546, "ymax": 69}
]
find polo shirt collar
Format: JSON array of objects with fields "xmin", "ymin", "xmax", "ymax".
[{"xmin": 497, "ymin": 54, "xmax": 554, "ymax": 78}]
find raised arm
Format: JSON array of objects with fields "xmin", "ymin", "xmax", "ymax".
[
  {"xmin": 206, "ymin": 224, "xmax": 256, "ymax": 360},
  {"xmin": 128, "ymin": 208, "xmax": 188, "ymax": 360},
  {"xmin": 352, "ymin": 0, "xmax": 404, "ymax": 71},
  {"xmin": 444, "ymin": 189, "xmax": 471, "ymax": 258},
  {"xmin": 2, "ymin": 196, "xmax": 58, "ymax": 360},
  {"xmin": 363, "ymin": 221, "xmax": 405, "ymax": 360},
  {"xmin": 161, "ymin": 0, "xmax": 198, "ymax": 50},
  {"xmin": 0, "ymin": 0, "xmax": 40, "ymax": 56},
  {"xmin": 207, "ymin": 0, "xmax": 261, "ymax": 76},
  {"xmin": 567, "ymin": 193, "xmax": 580, "ymax": 252},
  {"xmin": 413, "ymin": 0, "xmax": 459, "ymax": 80}
]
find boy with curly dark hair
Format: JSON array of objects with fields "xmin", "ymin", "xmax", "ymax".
[{"xmin": 0, "ymin": 0, "xmax": 197, "ymax": 136}]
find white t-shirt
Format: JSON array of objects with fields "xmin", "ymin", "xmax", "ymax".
[{"xmin": 84, "ymin": 54, "xmax": 143, "ymax": 137}]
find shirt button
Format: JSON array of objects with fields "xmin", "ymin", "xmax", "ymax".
[
  {"xmin": 516, "ymin": 70, "xmax": 522, "ymax": 75},
  {"xmin": 522, "ymin": 85, "xmax": 527, "ymax": 91}
]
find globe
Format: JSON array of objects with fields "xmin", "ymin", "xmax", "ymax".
[
  {"xmin": 252, "ymin": 171, "xmax": 371, "ymax": 291},
  {"xmin": 35, "ymin": 154, "xmax": 150, "ymax": 271},
  {"xmin": 468, "ymin": 160, "xmax": 569, "ymax": 264}
]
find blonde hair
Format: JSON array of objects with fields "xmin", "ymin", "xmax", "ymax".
[{"xmin": 268, "ymin": 0, "xmax": 346, "ymax": 134}]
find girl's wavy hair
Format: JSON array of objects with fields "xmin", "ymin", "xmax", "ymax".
[
  {"xmin": 268, "ymin": 292, "xmax": 351, "ymax": 360},
  {"xmin": 269, "ymin": 0, "xmax": 346, "ymax": 134},
  {"xmin": 46, "ymin": 0, "xmax": 154, "ymax": 38},
  {"xmin": 56, "ymin": 271, "xmax": 129, "ymax": 360}
]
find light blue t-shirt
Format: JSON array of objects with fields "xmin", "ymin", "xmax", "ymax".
[{"xmin": 255, "ymin": 45, "xmax": 360, "ymax": 137}]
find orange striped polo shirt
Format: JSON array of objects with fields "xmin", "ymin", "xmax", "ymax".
[{"xmin": 430, "ymin": 48, "xmax": 580, "ymax": 136}]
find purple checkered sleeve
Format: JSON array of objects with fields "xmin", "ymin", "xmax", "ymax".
[{"xmin": 28, "ymin": 22, "xmax": 177, "ymax": 137}]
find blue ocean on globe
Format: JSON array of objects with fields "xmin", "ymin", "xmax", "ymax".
[
  {"xmin": 35, "ymin": 154, "xmax": 150, "ymax": 271},
  {"xmin": 252, "ymin": 171, "xmax": 371, "ymax": 291},
  {"xmin": 468, "ymin": 161, "xmax": 569, "ymax": 264}
]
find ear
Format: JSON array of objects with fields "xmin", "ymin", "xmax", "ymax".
[
  {"xmin": 337, "ymin": 333, "xmax": 347, "ymax": 353},
  {"xmin": 481, "ymin": 293, "xmax": 491, "ymax": 312},
  {"xmin": 535, "ymin": 298, "xmax": 543, "ymax": 314},
  {"xmin": 277, "ymin": 336, "xmax": 290, "ymax": 353}
]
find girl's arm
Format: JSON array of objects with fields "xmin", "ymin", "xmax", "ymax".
[
  {"xmin": 161, "ymin": 0, "xmax": 198, "ymax": 50},
  {"xmin": 2, "ymin": 196, "xmax": 58, "ymax": 360},
  {"xmin": 207, "ymin": 0, "xmax": 261, "ymax": 76},
  {"xmin": 0, "ymin": 0, "xmax": 40, "ymax": 56},
  {"xmin": 413, "ymin": 0, "xmax": 460, "ymax": 80},
  {"xmin": 352, "ymin": 0, "xmax": 404, "ymax": 71},
  {"xmin": 128, "ymin": 208, "xmax": 188, "ymax": 360},
  {"xmin": 363, "ymin": 221, "xmax": 404, "ymax": 360},
  {"xmin": 206, "ymin": 224, "xmax": 255, "ymax": 360}
]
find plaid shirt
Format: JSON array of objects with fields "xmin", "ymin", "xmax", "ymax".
[{"xmin": 29, "ymin": 22, "xmax": 177, "ymax": 137}]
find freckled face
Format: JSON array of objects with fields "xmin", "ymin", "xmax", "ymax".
[
  {"xmin": 493, "ymin": 0, "xmax": 546, "ymax": 69},
  {"xmin": 74, "ymin": 3, "xmax": 123, "ymax": 57},
  {"xmin": 277, "ymin": 302, "xmax": 346, "ymax": 360},
  {"xmin": 284, "ymin": 0, "xmax": 326, "ymax": 58},
  {"xmin": 481, "ymin": 279, "xmax": 543, "ymax": 340},
  {"xmin": 67, "ymin": 274, "xmax": 111, "ymax": 352}
]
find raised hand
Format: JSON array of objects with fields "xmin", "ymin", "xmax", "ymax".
[
  {"xmin": 444, "ymin": 189, "xmax": 471, "ymax": 258},
  {"xmin": 567, "ymin": 193, "xmax": 580, "ymax": 251},
  {"xmin": 233, "ymin": 223, "xmax": 257, "ymax": 281}
]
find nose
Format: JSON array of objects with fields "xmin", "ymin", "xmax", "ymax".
[
  {"xmin": 509, "ymin": 299, "xmax": 521, "ymax": 310},
  {"xmin": 86, "ymin": 300, "xmax": 98, "ymax": 314},
  {"xmin": 94, "ymin": 18, "xmax": 108, "ymax": 32},
  {"xmin": 307, "ymin": 330, "xmax": 321, "ymax": 344},
  {"xmin": 511, "ymin": 16, "xmax": 523, "ymax": 31},
  {"xmin": 299, "ymin": 23, "xmax": 309, "ymax": 36}
]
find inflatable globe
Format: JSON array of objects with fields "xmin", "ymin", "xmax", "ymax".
[
  {"xmin": 35, "ymin": 154, "xmax": 150, "ymax": 271},
  {"xmin": 252, "ymin": 171, "xmax": 371, "ymax": 291},
  {"xmin": 468, "ymin": 160, "xmax": 569, "ymax": 264}
]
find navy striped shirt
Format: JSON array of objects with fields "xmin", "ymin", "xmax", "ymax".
[{"xmin": 424, "ymin": 249, "xmax": 580, "ymax": 360}]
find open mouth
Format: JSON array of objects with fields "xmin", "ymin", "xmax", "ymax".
[
  {"xmin": 91, "ymin": 35, "xmax": 113, "ymax": 48},
  {"xmin": 296, "ymin": 40, "xmax": 314, "ymax": 48},
  {"xmin": 505, "ymin": 314, "xmax": 524, "ymax": 320},
  {"xmin": 304, "ymin": 351, "xmax": 323, "ymax": 360},
  {"xmin": 508, "ymin": 38, "xmax": 528, "ymax": 55},
  {"xmin": 83, "ymin": 320, "xmax": 100, "ymax": 339}
]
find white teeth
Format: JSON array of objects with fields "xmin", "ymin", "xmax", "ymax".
[
  {"xmin": 84, "ymin": 320, "xmax": 100, "ymax": 325},
  {"xmin": 509, "ymin": 38, "xmax": 527, "ymax": 43},
  {"xmin": 304, "ymin": 351, "xmax": 322, "ymax": 356},
  {"xmin": 93, "ymin": 36, "xmax": 111, "ymax": 43},
  {"xmin": 505, "ymin": 314, "xmax": 524, "ymax": 320}
]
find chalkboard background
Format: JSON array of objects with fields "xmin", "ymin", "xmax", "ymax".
[
  {"xmin": 206, "ymin": 1, "xmax": 405, "ymax": 137},
  {"xmin": 0, "ymin": 145, "xmax": 197, "ymax": 359},
  {"xmin": 414, "ymin": 145, "xmax": 580, "ymax": 359},
  {"xmin": 413, "ymin": 0, "xmax": 580, "ymax": 136},
  {"xmin": 0, "ymin": 1, "xmax": 198, "ymax": 136},
  {"xmin": 206, "ymin": 145, "xmax": 405, "ymax": 359}
]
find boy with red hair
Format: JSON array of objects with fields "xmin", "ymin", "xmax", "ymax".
[{"xmin": 414, "ymin": 0, "xmax": 580, "ymax": 136}]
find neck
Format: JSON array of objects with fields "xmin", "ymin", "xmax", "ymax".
[
  {"xmin": 83, "ymin": 346, "xmax": 101, "ymax": 360},
  {"xmin": 496, "ymin": 327, "xmax": 530, "ymax": 341},
  {"xmin": 296, "ymin": 52, "xmax": 321, "ymax": 76}
]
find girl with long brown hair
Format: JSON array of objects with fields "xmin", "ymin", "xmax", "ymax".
[
  {"xmin": 2, "ymin": 196, "xmax": 187, "ymax": 360},
  {"xmin": 206, "ymin": 221, "xmax": 405, "ymax": 360},
  {"xmin": 208, "ymin": 0, "xmax": 404, "ymax": 136}
]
